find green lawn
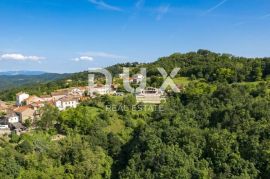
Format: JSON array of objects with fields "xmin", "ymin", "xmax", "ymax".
[{"xmin": 173, "ymin": 77, "xmax": 191, "ymax": 85}]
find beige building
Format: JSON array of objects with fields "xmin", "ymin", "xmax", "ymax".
[
  {"xmin": 40, "ymin": 95, "xmax": 54, "ymax": 102},
  {"xmin": 25, "ymin": 95, "xmax": 43, "ymax": 105},
  {"xmin": 51, "ymin": 90, "xmax": 69, "ymax": 100},
  {"xmin": 136, "ymin": 87, "xmax": 166, "ymax": 104},
  {"xmin": 89, "ymin": 85, "xmax": 111, "ymax": 96},
  {"xmin": 14, "ymin": 106, "xmax": 35, "ymax": 123}
]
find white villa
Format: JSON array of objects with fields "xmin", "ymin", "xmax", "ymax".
[
  {"xmin": 55, "ymin": 96, "xmax": 79, "ymax": 111},
  {"xmin": 89, "ymin": 85, "xmax": 111, "ymax": 96},
  {"xmin": 133, "ymin": 74, "xmax": 145, "ymax": 84},
  {"xmin": 16, "ymin": 92, "xmax": 29, "ymax": 106},
  {"xmin": 5, "ymin": 112, "xmax": 19, "ymax": 123}
]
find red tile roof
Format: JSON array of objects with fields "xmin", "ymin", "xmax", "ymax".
[{"xmin": 14, "ymin": 106, "xmax": 32, "ymax": 113}]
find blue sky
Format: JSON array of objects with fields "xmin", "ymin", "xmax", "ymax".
[{"xmin": 0, "ymin": 0, "xmax": 270, "ymax": 73}]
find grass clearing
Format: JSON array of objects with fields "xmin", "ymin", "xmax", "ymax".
[{"xmin": 173, "ymin": 77, "xmax": 191, "ymax": 86}]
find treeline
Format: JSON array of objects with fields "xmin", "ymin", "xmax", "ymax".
[{"xmin": 144, "ymin": 49, "xmax": 270, "ymax": 83}]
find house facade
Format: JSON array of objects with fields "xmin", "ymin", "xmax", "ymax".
[
  {"xmin": 55, "ymin": 97, "xmax": 79, "ymax": 111},
  {"xmin": 89, "ymin": 85, "xmax": 111, "ymax": 96},
  {"xmin": 14, "ymin": 106, "xmax": 35, "ymax": 123},
  {"xmin": 40, "ymin": 95, "xmax": 54, "ymax": 102},
  {"xmin": 5, "ymin": 112, "xmax": 19, "ymax": 123},
  {"xmin": 133, "ymin": 74, "xmax": 145, "ymax": 84},
  {"xmin": 16, "ymin": 92, "xmax": 29, "ymax": 106},
  {"xmin": 25, "ymin": 96, "xmax": 43, "ymax": 105},
  {"xmin": 51, "ymin": 90, "xmax": 69, "ymax": 101}
]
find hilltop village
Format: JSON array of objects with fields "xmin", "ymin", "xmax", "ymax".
[{"xmin": 0, "ymin": 73, "xmax": 167, "ymax": 135}]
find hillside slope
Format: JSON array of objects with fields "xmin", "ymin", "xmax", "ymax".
[{"xmin": 1, "ymin": 50, "xmax": 270, "ymax": 101}]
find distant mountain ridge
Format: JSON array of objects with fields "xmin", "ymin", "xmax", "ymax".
[
  {"xmin": 0, "ymin": 71, "xmax": 47, "ymax": 76},
  {"xmin": 0, "ymin": 72, "xmax": 70, "ymax": 91}
]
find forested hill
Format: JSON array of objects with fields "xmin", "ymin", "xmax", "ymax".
[
  {"xmin": 0, "ymin": 73, "xmax": 70, "ymax": 91},
  {"xmin": 143, "ymin": 49, "xmax": 270, "ymax": 82},
  {"xmin": 0, "ymin": 72, "xmax": 85, "ymax": 101},
  {"xmin": 1, "ymin": 49, "xmax": 270, "ymax": 101}
]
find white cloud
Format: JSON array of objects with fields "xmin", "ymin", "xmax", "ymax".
[
  {"xmin": 89, "ymin": 0, "xmax": 122, "ymax": 11},
  {"xmin": 82, "ymin": 51, "xmax": 127, "ymax": 59},
  {"xmin": 0, "ymin": 53, "xmax": 45, "ymax": 62},
  {"xmin": 203, "ymin": 0, "xmax": 228, "ymax": 15},
  {"xmin": 73, "ymin": 56, "xmax": 94, "ymax": 62},
  {"xmin": 155, "ymin": 5, "xmax": 170, "ymax": 21}
]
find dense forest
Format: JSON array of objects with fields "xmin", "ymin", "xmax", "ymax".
[{"xmin": 1, "ymin": 50, "xmax": 270, "ymax": 178}]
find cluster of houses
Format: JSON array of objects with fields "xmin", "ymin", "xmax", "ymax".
[
  {"xmin": 118, "ymin": 73, "xmax": 145, "ymax": 84},
  {"xmin": 0, "ymin": 84, "xmax": 121, "ymax": 134},
  {"xmin": 0, "ymin": 73, "xmax": 169, "ymax": 135}
]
